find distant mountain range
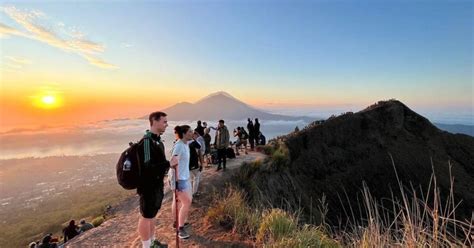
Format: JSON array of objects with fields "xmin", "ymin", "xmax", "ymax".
[
  {"xmin": 142, "ymin": 91, "xmax": 473, "ymax": 137},
  {"xmin": 149, "ymin": 91, "xmax": 315, "ymax": 122},
  {"xmin": 434, "ymin": 123, "xmax": 474, "ymax": 137}
]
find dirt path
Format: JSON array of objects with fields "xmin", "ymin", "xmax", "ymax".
[{"xmin": 66, "ymin": 152, "xmax": 265, "ymax": 248}]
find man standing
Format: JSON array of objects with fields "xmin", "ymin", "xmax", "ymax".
[
  {"xmin": 195, "ymin": 120, "xmax": 205, "ymax": 136},
  {"xmin": 247, "ymin": 118, "xmax": 255, "ymax": 151},
  {"xmin": 214, "ymin": 119, "xmax": 229, "ymax": 171},
  {"xmin": 254, "ymin": 118, "xmax": 261, "ymax": 146},
  {"xmin": 137, "ymin": 111, "xmax": 170, "ymax": 248}
]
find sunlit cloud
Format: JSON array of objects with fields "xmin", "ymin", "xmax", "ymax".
[
  {"xmin": 0, "ymin": 5, "xmax": 118, "ymax": 69},
  {"xmin": 5, "ymin": 63, "xmax": 22, "ymax": 69},
  {"xmin": 81, "ymin": 54, "xmax": 119, "ymax": 69},
  {"xmin": 5, "ymin": 56, "xmax": 32, "ymax": 65},
  {"xmin": 2, "ymin": 55, "xmax": 32, "ymax": 70}
]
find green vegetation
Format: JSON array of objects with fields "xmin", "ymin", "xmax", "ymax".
[
  {"xmin": 91, "ymin": 216, "xmax": 105, "ymax": 227},
  {"xmin": 256, "ymin": 208, "xmax": 297, "ymax": 243},
  {"xmin": 261, "ymin": 141, "xmax": 290, "ymax": 171},
  {"xmin": 208, "ymin": 146, "xmax": 473, "ymax": 247},
  {"xmin": 206, "ymin": 186, "xmax": 339, "ymax": 247},
  {"xmin": 206, "ymin": 187, "xmax": 261, "ymax": 236}
]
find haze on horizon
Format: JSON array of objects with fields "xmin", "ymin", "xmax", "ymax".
[{"xmin": 1, "ymin": 1, "xmax": 472, "ymax": 129}]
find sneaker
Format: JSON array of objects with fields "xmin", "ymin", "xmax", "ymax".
[
  {"xmin": 150, "ymin": 240, "xmax": 168, "ymax": 248},
  {"xmin": 173, "ymin": 221, "xmax": 190, "ymax": 229},
  {"xmin": 178, "ymin": 227, "xmax": 190, "ymax": 239}
]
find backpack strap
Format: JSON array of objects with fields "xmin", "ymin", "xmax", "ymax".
[{"xmin": 143, "ymin": 130, "xmax": 153, "ymax": 166}]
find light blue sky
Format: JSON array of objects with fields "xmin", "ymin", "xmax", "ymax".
[{"xmin": 1, "ymin": 0, "xmax": 472, "ymax": 124}]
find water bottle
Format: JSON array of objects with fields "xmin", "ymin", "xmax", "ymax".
[{"xmin": 123, "ymin": 158, "xmax": 132, "ymax": 171}]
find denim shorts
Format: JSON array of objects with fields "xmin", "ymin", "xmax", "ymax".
[{"xmin": 176, "ymin": 179, "xmax": 191, "ymax": 192}]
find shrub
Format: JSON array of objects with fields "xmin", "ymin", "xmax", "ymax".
[
  {"xmin": 91, "ymin": 216, "xmax": 104, "ymax": 227},
  {"xmin": 257, "ymin": 208, "xmax": 297, "ymax": 243},
  {"xmin": 261, "ymin": 145, "xmax": 275, "ymax": 156},
  {"xmin": 274, "ymin": 225, "xmax": 340, "ymax": 248},
  {"xmin": 271, "ymin": 149, "xmax": 289, "ymax": 170},
  {"xmin": 207, "ymin": 188, "xmax": 262, "ymax": 236}
]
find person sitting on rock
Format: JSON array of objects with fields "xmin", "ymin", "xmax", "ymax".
[
  {"xmin": 79, "ymin": 219, "xmax": 94, "ymax": 232},
  {"xmin": 38, "ymin": 234, "xmax": 57, "ymax": 248},
  {"xmin": 62, "ymin": 220, "xmax": 79, "ymax": 243}
]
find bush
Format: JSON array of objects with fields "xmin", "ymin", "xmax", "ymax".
[
  {"xmin": 271, "ymin": 149, "xmax": 289, "ymax": 170},
  {"xmin": 257, "ymin": 208, "xmax": 297, "ymax": 243},
  {"xmin": 274, "ymin": 225, "xmax": 340, "ymax": 248},
  {"xmin": 232, "ymin": 160, "xmax": 263, "ymax": 203},
  {"xmin": 261, "ymin": 145, "xmax": 275, "ymax": 156},
  {"xmin": 207, "ymin": 188, "xmax": 262, "ymax": 236},
  {"xmin": 91, "ymin": 216, "xmax": 104, "ymax": 227},
  {"xmin": 207, "ymin": 187, "xmax": 341, "ymax": 247}
]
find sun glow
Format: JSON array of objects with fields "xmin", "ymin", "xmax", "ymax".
[
  {"xmin": 42, "ymin": 95, "xmax": 56, "ymax": 105},
  {"xmin": 33, "ymin": 93, "xmax": 63, "ymax": 109}
]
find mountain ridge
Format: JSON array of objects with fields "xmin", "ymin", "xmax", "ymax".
[
  {"xmin": 241, "ymin": 99, "xmax": 474, "ymax": 224},
  {"xmin": 142, "ymin": 91, "xmax": 315, "ymax": 121}
]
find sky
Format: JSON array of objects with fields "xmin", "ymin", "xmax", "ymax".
[{"xmin": 0, "ymin": 0, "xmax": 472, "ymax": 129}]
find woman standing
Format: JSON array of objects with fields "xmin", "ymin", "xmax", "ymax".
[{"xmin": 169, "ymin": 125, "xmax": 193, "ymax": 239}]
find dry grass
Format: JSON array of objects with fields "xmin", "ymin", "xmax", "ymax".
[
  {"xmin": 207, "ymin": 187, "xmax": 339, "ymax": 247},
  {"xmin": 209, "ymin": 154, "xmax": 473, "ymax": 247},
  {"xmin": 336, "ymin": 155, "xmax": 473, "ymax": 247}
]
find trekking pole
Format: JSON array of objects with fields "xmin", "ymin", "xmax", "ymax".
[{"xmin": 174, "ymin": 163, "xmax": 180, "ymax": 248}]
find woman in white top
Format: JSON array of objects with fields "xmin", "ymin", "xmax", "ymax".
[{"xmin": 169, "ymin": 125, "xmax": 193, "ymax": 239}]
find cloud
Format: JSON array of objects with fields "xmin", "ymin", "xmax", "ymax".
[
  {"xmin": 5, "ymin": 62, "xmax": 22, "ymax": 69},
  {"xmin": 0, "ymin": 22, "xmax": 21, "ymax": 37},
  {"xmin": 81, "ymin": 54, "xmax": 119, "ymax": 69},
  {"xmin": 0, "ymin": 6, "xmax": 118, "ymax": 70},
  {"xmin": 5, "ymin": 56, "xmax": 32, "ymax": 65},
  {"xmin": 2, "ymin": 55, "xmax": 32, "ymax": 70},
  {"xmin": 120, "ymin": 42, "xmax": 133, "ymax": 48}
]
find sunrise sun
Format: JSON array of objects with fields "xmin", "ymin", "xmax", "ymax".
[
  {"xmin": 33, "ymin": 93, "xmax": 63, "ymax": 109},
  {"xmin": 41, "ymin": 95, "xmax": 56, "ymax": 105}
]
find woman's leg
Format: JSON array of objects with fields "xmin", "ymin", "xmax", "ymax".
[{"xmin": 177, "ymin": 188, "xmax": 192, "ymax": 227}]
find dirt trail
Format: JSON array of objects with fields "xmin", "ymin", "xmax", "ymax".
[{"xmin": 66, "ymin": 152, "xmax": 264, "ymax": 248}]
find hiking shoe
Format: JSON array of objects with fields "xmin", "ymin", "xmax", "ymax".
[
  {"xmin": 173, "ymin": 221, "xmax": 190, "ymax": 229},
  {"xmin": 216, "ymin": 166, "xmax": 222, "ymax": 171},
  {"xmin": 150, "ymin": 240, "xmax": 168, "ymax": 248},
  {"xmin": 178, "ymin": 227, "xmax": 190, "ymax": 239}
]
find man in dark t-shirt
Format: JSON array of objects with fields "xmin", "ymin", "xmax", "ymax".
[{"xmin": 136, "ymin": 111, "xmax": 170, "ymax": 248}]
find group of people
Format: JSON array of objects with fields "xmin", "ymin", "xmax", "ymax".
[
  {"xmin": 28, "ymin": 113, "xmax": 264, "ymax": 248},
  {"xmin": 29, "ymin": 219, "xmax": 94, "ymax": 248},
  {"xmin": 233, "ymin": 118, "xmax": 266, "ymax": 155},
  {"xmin": 135, "ymin": 112, "xmax": 265, "ymax": 248}
]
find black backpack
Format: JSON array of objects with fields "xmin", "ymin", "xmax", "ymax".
[
  {"xmin": 210, "ymin": 150, "xmax": 218, "ymax": 164},
  {"xmin": 241, "ymin": 129, "xmax": 249, "ymax": 140},
  {"xmin": 226, "ymin": 147, "xmax": 236, "ymax": 159},
  {"xmin": 116, "ymin": 139, "xmax": 143, "ymax": 190}
]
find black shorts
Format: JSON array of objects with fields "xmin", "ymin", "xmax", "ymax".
[{"xmin": 138, "ymin": 186, "xmax": 164, "ymax": 218}]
